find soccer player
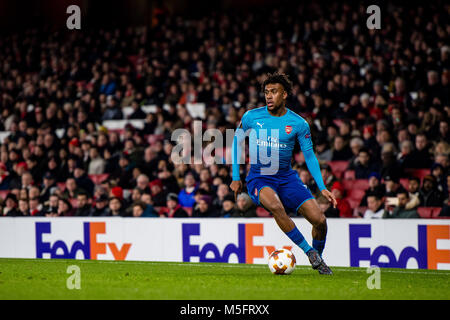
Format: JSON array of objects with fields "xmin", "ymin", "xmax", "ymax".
[{"xmin": 230, "ymin": 72, "xmax": 337, "ymax": 275}]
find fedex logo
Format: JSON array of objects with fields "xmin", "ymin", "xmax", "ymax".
[
  {"xmin": 350, "ymin": 224, "xmax": 450, "ymax": 269},
  {"xmin": 36, "ymin": 222, "xmax": 131, "ymax": 260},
  {"xmin": 182, "ymin": 223, "xmax": 291, "ymax": 263}
]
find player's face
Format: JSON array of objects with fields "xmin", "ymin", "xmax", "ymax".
[{"xmin": 264, "ymin": 83, "xmax": 287, "ymax": 111}]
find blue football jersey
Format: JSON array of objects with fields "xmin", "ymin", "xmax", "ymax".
[{"xmin": 236, "ymin": 106, "xmax": 313, "ymax": 180}]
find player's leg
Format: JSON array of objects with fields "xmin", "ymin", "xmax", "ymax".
[
  {"xmin": 258, "ymin": 186, "xmax": 314, "ymax": 255},
  {"xmin": 297, "ymin": 198, "xmax": 327, "ymax": 257},
  {"xmin": 276, "ymin": 171, "xmax": 332, "ymax": 274}
]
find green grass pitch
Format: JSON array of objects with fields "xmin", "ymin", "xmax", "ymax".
[{"xmin": 0, "ymin": 258, "xmax": 448, "ymax": 300}]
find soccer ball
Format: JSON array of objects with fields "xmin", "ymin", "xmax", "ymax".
[{"xmin": 268, "ymin": 248, "xmax": 296, "ymax": 275}]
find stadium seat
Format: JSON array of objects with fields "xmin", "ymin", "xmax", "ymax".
[
  {"xmin": 256, "ymin": 207, "xmax": 271, "ymax": 217},
  {"xmin": 69, "ymin": 198, "xmax": 78, "ymax": 208},
  {"xmin": 0, "ymin": 190, "xmax": 9, "ymax": 200},
  {"xmin": 417, "ymin": 207, "xmax": 433, "ymax": 218},
  {"xmin": 345, "ymin": 189, "xmax": 365, "ymax": 209},
  {"xmin": 345, "ymin": 197, "xmax": 361, "ymax": 210},
  {"xmin": 328, "ymin": 161, "xmax": 349, "ymax": 179},
  {"xmin": 57, "ymin": 183, "xmax": 66, "ymax": 191},
  {"xmin": 431, "ymin": 207, "xmax": 443, "ymax": 218},
  {"xmin": 399, "ymin": 178, "xmax": 409, "ymax": 190},
  {"xmin": 88, "ymin": 174, "xmax": 109, "ymax": 185},
  {"xmin": 343, "ymin": 170, "xmax": 355, "ymax": 180},
  {"xmin": 404, "ymin": 169, "xmax": 430, "ymax": 181},
  {"xmin": 343, "ymin": 179, "xmax": 369, "ymax": 191},
  {"xmin": 182, "ymin": 207, "xmax": 193, "ymax": 216}
]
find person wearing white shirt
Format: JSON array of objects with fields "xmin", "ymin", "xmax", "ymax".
[{"xmin": 363, "ymin": 193, "xmax": 385, "ymax": 219}]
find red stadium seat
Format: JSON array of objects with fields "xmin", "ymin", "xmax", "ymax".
[
  {"xmin": 345, "ymin": 189, "xmax": 365, "ymax": 209},
  {"xmin": 57, "ymin": 182, "xmax": 66, "ymax": 191},
  {"xmin": 343, "ymin": 179, "xmax": 369, "ymax": 191},
  {"xmin": 69, "ymin": 198, "xmax": 78, "ymax": 209},
  {"xmin": 399, "ymin": 178, "xmax": 409, "ymax": 191},
  {"xmin": 88, "ymin": 174, "xmax": 109, "ymax": 185},
  {"xmin": 345, "ymin": 197, "xmax": 361, "ymax": 210},
  {"xmin": 343, "ymin": 170, "xmax": 355, "ymax": 180},
  {"xmin": 431, "ymin": 207, "xmax": 443, "ymax": 218},
  {"xmin": 182, "ymin": 207, "xmax": 193, "ymax": 216},
  {"xmin": 417, "ymin": 207, "xmax": 433, "ymax": 218},
  {"xmin": 0, "ymin": 190, "xmax": 9, "ymax": 200},
  {"xmin": 404, "ymin": 169, "xmax": 430, "ymax": 181},
  {"xmin": 328, "ymin": 161, "xmax": 349, "ymax": 179},
  {"xmin": 256, "ymin": 207, "xmax": 271, "ymax": 217}
]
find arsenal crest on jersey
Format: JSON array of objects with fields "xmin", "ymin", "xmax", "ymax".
[{"xmin": 285, "ymin": 125, "xmax": 292, "ymax": 134}]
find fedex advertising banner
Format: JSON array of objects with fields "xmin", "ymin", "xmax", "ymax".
[{"xmin": 0, "ymin": 218, "xmax": 449, "ymax": 270}]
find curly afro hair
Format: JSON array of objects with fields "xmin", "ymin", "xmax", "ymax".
[{"xmin": 261, "ymin": 72, "xmax": 293, "ymax": 97}]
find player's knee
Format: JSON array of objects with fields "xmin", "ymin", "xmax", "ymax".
[
  {"xmin": 315, "ymin": 214, "xmax": 327, "ymax": 229},
  {"xmin": 267, "ymin": 203, "xmax": 286, "ymax": 217}
]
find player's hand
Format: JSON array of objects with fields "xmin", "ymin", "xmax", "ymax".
[
  {"xmin": 230, "ymin": 180, "xmax": 243, "ymax": 201},
  {"xmin": 321, "ymin": 189, "xmax": 337, "ymax": 208}
]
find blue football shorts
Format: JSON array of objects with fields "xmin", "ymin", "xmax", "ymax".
[{"xmin": 246, "ymin": 169, "xmax": 314, "ymax": 214}]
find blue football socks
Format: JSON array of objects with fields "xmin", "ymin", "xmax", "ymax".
[
  {"xmin": 285, "ymin": 226, "xmax": 313, "ymax": 254},
  {"xmin": 312, "ymin": 239, "xmax": 326, "ymax": 257}
]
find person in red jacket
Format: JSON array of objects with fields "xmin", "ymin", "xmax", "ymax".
[{"xmin": 331, "ymin": 181, "xmax": 353, "ymax": 218}]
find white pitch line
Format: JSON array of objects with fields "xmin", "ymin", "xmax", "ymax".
[
  {"xmin": 3, "ymin": 258, "xmax": 450, "ymax": 275},
  {"xmin": 73, "ymin": 260, "xmax": 450, "ymax": 275}
]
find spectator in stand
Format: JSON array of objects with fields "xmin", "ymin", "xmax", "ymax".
[
  {"xmin": 220, "ymin": 194, "xmax": 237, "ymax": 217},
  {"xmin": 397, "ymin": 140, "xmax": 416, "ymax": 169},
  {"xmin": 42, "ymin": 194, "xmax": 59, "ymax": 216},
  {"xmin": 18, "ymin": 198, "xmax": 30, "ymax": 216},
  {"xmin": 349, "ymin": 148, "xmax": 379, "ymax": 179},
  {"xmin": 348, "ymin": 137, "xmax": 365, "ymax": 169},
  {"xmin": 108, "ymin": 197, "xmax": 125, "ymax": 217},
  {"xmin": 212, "ymin": 184, "xmax": 231, "ymax": 212},
  {"xmin": 320, "ymin": 164, "xmax": 338, "ymax": 190},
  {"xmin": 87, "ymin": 146, "xmax": 106, "ymax": 175},
  {"xmin": 330, "ymin": 181, "xmax": 352, "ymax": 218},
  {"xmin": 408, "ymin": 134, "xmax": 433, "ymax": 169},
  {"xmin": 57, "ymin": 198, "xmax": 75, "ymax": 217},
  {"xmin": 178, "ymin": 173, "xmax": 198, "ymax": 208},
  {"xmin": 363, "ymin": 193, "xmax": 385, "ymax": 219},
  {"xmin": 149, "ymin": 179, "xmax": 167, "ymax": 207},
  {"xmin": 62, "ymin": 178, "xmax": 83, "ymax": 199},
  {"xmin": 39, "ymin": 172, "xmax": 57, "ymax": 203},
  {"xmin": 2, "ymin": 194, "xmax": 19, "ymax": 216},
  {"xmin": 74, "ymin": 192, "xmax": 92, "ymax": 216},
  {"xmin": 359, "ymin": 172, "xmax": 385, "ymax": 206},
  {"xmin": 192, "ymin": 195, "xmax": 217, "ymax": 218},
  {"xmin": 419, "ymin": 175, "xmax": 446, "ymax": 207},
  {"xmin": 89, "ymin": 194, "xmax": 110, "ymax": 216},
  {"xmin": 232, "ymin": 193, "xmax": 257, "ymax": 218},
  {"xmin": 430, "ymin": 163, "xmax": 446, "ymax": 193},
  {"xmin": 28, "ymin": 196, "xmax": 42, "ymax": 216},
  {"xmin": 383, "ymin": 190, "xmax": 420, "ymax": 219},
  {"xmin": 159, "ymin": 193, "xmax": 189, "ymax": 218},
  {"xmin": 136, "ymin": 174, "xmax": 151, "ymax": 194},
  {"xmin": 131, "ymin": 201, "xmax": 147, "ymax": 217},
  {"xmin": 331, "ymin": 135, "xmax": 353, "ymax": 161},
  {"xmin": 406, "ymin": 177, "xmax": 421, "ymax": 210},
  {"xmin": 384, "ymin": 175, "xmax": 407, "ymax": 197},
  {"xmin": 74, "ymin": 164, "xmax": 95, "ymax": 196},
  {"xmin": 0, "ymin": 162, "xmax": 11, "ymax": 190},
  {"xmin": 140, "ymin": 192, "xmax": 159, "ymax": 217}
]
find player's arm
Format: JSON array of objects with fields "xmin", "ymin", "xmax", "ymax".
[
  {"xmin": 298, "ymin": 122, "xmax": 337, "ymax": 208},
  {"xmin": 230, "ymin": 119, "xmax": 246, "ymax": 200}
]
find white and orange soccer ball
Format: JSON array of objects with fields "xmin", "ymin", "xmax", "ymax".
[{"xmin": 268, "ymin": 248, "xmax": 296, "ymax": 275}]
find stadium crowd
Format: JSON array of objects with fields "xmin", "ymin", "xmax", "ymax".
[{"xmin": 0, "ymin": 2, "xmax": 449, "ymax": 219}]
